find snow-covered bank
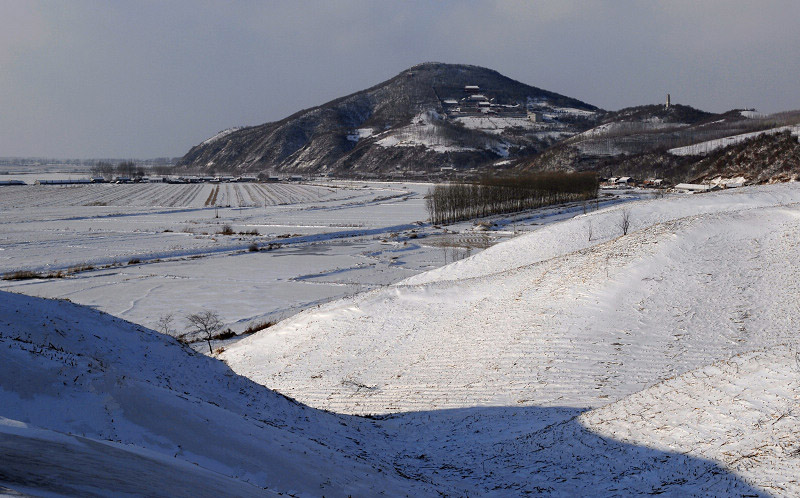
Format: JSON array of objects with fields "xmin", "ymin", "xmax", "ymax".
[
  {"xmin": 0, "ymin": 291, "xmax": 432, "ymax": 496},
  {"xmin": 0, "ymin": 290, "xmax": 778, "ymax": 496},
  {"xmin": 669, "ymin": 124, "xmax": 800, "ymax": 156},
  {"xmin": 223, "ymin": 184, "xmax": 800, "ymax": 416},
  {"xmin": 582, "ymin": 345, "xmax": 800, "ymax": 495},
  {"xmin": 0, "ymin": 418, "xmax": 274, "ymax": 497}
]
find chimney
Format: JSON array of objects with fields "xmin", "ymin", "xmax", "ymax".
[{"xmin": 666, "ymin": 93, "xmax": 671, "ymax": 109}]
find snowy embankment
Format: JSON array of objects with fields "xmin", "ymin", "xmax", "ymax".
[
  {"xmin": 581, "ymin": 346, "xmax": 800, "ymax": 495},
  {"xmin": 0, "ymin": 291, "xmax": 432, "ymax": 496},
  {"xmin": 224, "ymin": 184, "xmax": 800, "ymax": 415},
  {"xmin": 219, "ymin": 184, "xmax": 800, "ymax": 491}
]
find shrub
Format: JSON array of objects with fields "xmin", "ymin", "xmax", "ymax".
[
  {"xmin": 67, "ymin": 264, "xmax": 95, "ymax": 274},
  {"xmin": 248, "ymin": 243, "xmax": 259, "ymax": 252},
  {"xmin": 218, "ymin": 225, "xmax": 235, "ymax": 235},
  {"xmin": 212, "ymin": 328, "xmax": 236, "ymax": 340},
  {"xmin": 242, "ymin": 320, "xmax": 275, "ymax": 335},
  {"xmin": 127, "ymin": 258, "xmax": 141, "ymax": 265},
  {"xmin": 2, "ymin": 270, "xmax": 42, "ymax": 281},
  {"xmin": 185, "ymin": 310, "xmax": 224, "ymax": 354},
  {"xmin": 619, "ymin": 209, "xmax": 632, "ymax": 235}
]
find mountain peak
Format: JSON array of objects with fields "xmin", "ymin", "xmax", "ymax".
[{"xmin": 178, "ymin": 63, "xmax": 600, "ymax": 176}]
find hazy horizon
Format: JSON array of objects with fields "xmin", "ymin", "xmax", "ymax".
[{"xmin": 2, "ymin": 1, "xmax": 799, "ymax": 159}]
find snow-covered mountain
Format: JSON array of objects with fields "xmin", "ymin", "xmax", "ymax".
[
  {"xmin": 526, "ymin": 105, "xmax": 800, "ymax": 184},
  {"xmin": 179, "ymin": 62, "xmax": 800, "ymax": 184},
  {"xmin": 177, "ymin": 62, "xmax": 600, "ymax": 177}
]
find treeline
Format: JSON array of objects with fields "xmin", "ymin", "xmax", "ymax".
[
  {"xmin": 90, "ymin": 161, "xmax": 174, "ymax": 180},
  {"xmin": 426, "ymin": 172, "xmax": 598, "ymax": 224}
]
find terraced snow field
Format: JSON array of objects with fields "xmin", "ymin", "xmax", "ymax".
[{"xmin": 223, "ymin": 184, "xmax": 800, "ymax": 415}]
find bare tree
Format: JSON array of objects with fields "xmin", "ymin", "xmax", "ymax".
[
  {"xmin": 186, "ymin": 310, "xmax": 223, "ymax": 354},
  {"xmin": 91, "ymin": 161, "xmax": 115, "ymax": 180},
  {"xmin": 117, "ymin": 161, "xmax": 136, "ymax": 178},
  {"xmin": 619, "ymin": 209, "xmax": 632, "ymax": 236},
  {"xmin": 586, "ymin": 221, "xmax": 593, "ymax": 241},
  {"xmin": 155, "ymin": 313, "xmax": 175, "ymax": 337}
]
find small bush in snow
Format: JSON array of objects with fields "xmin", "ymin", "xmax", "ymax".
[
  {"xmin": 243, "ymin": 320, "xmax": 275, "ymax": 335},
  {"xmin": 2, "ymin": 270, "xmax": 43, "ymax": 280},
  {"xmin": 619, "ymin": 209, "xmax": 632, "ymax": 236}
]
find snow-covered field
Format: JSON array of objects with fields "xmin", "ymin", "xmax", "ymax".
[
  {"xmin": 376, "ymin": 111, "xmax": 479, "ymax": 153},
  {"xmin": 0, "ymin": 180, "xmax": 636, "ymax": 338},
  {"xmin": 2, "ymin": 180, "xmax": 798, "ymax": 495},
  {"xmin": 0, "ymin": 181, "xmax": 450, "ymax": 333}
]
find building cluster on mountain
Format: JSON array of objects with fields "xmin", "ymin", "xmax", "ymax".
[{"xmin": 440, "ymin": 85, "xmax": 530, "ymax": 119}]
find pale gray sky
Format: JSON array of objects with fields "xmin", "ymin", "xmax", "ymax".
[{"xmin": 2, "ymin": 0, "xmax": 799, "ymax": 158}]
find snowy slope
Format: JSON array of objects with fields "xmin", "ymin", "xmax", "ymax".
[
  {"xmin": 0, "ymin": 292, "xmax": 774, "ymax": 496},
  {"xmin": 217, "ymin": 183, "xmax": 800, "ymax": 493},
  {"xmin": 223, "ymin": 184, "xmax": 800, "ymax": 417},
  {"xmin": 0, "ymin": 417, "xmax": 274, "ymax": 497},
  {"xmin": 0, "ymin": 291, "xmax": 433, "ymax": 496},
  {"xmin": 669, "ymin": 124, "xmax": 800, "ymax": 156},
  {"xmin": 375, "ymin": 111, "xmax": 479, "ymax": 153},
  {"xmin": 582, "ymin": 345, "xmax": 800, "ymax": 495}
]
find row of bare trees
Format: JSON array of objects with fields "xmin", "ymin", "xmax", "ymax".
[
  {"xmin": 426, "ymin": 172, "xmax": 599, "ymax": 224},
  {"xmin": 90, "ymin": 161, "xmax": 148, "ymax": 180}
]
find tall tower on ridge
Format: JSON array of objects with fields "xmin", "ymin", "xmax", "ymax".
[{"xmin": 666, "ymin": 93, "xmax": 671, "ymax": 109}]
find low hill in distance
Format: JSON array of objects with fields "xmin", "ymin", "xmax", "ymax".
[{"xmin": 525, "ymin": 106, "xmax": 800, "ymax": 184}]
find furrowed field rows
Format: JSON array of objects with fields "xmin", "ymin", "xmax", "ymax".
[{"xmin": 0, "ymin": 183, "xmax": 351, "ymax": 209}]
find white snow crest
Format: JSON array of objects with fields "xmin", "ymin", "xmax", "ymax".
[{"xmin": 201, "ymin": 127, "xmax": 243, "ymax": 146}]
